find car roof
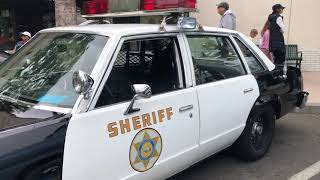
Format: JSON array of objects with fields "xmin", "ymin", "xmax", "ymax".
[{"xmin": 40, "ymin": 24, "xmax": 237, "ymax": 36}]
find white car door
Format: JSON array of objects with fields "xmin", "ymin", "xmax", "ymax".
[
  {"xmin": 185, "ymin": 34, "xmax": 259, "ymax": 158},
  {"xmin": 63, "ymin": 34, "xmax": 200, "ymax": 180}
]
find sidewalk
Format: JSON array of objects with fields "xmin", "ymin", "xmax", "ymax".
[
  {"xmin": 303, "ymin": 72, "xmax": 320, "ymax": 106},
  {"xmin": 296, "ymin": 72, "xmax": 320, "ymax": 114}
]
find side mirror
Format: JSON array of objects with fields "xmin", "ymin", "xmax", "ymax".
[
  {"xmin": 124, "ymin": 84, "xmax": 152, "ymax": 115},
  {"xmin": 72, "ymin": 70, "xmax": 94, "ymax": 99},
  {"xmin": 132, "ymin": 84, "xmax": 152, "ymax": 99}
]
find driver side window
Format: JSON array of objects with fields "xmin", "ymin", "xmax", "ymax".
[{"xmin": 95, "ymin": 36, "xmax": 184, "ymax": 108}]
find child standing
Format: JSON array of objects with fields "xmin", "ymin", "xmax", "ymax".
[{"xmin": 249, "ymin": 29, "xmax": 258, "ymax": 41}]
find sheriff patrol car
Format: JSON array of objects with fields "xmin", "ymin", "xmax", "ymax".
[{"xmin": 0, "ymin": 0, "xmax": 308, "ymax": 180}]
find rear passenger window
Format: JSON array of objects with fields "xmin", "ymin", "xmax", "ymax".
[
  {"xmin": 95, "ymin": 37, "xmax": 184, "ymax": 108},
  {"xmin": 187, "ymin": 35, "xmax": 246, "ymax": 85},
  {"xmin": 234, "ymin": 38, "xmax": 265, "ymax": 73}
]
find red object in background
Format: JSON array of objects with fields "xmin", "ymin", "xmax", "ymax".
[
  {"xmin": 0, "ymin": 37, "xmax": 8, "ymax": 44},
  {"xmin": 96, "ymin": 0, "xmax": 108, "ymax": 13},
  {"xmin": 142, "ymin": 0, "xmax": 196, "ymax": 10},
  {"xmin": 83, "ymin": 1, "xmax": 97, "ymax": 14},
  {"xmin": 181, "ymin": 0, "xmax": 196, "ymax": 8},
  {"xmin": 82, "ymin": 0, "xmax": 108, "ymax": 15}
]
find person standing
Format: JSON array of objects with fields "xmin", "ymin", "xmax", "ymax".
[
  {"xmin": 249, "ymin": 29, "xmax": 258, "ymax": 41},
  {"xmin": 268, "ymin": 4, "xmax": 286, "ymax": 65},
  {"xmin": 259, "ymin": 21, "xmax": 273, "ymax": 61},
  {"xmin": 10, "ymin": 31, "xmax": 31, "ymax": 54},
  {"xmin": 217, "ymin": 2, "xmax": 236, "ymax": 30}
]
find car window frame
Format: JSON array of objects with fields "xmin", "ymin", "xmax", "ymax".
[
  {"xmin": 184, "ymin": 32, "xmax": 249, "ymax": 86},
  {"xmin": 89, "ymin": 33, "xmax": 188, "ymax": 110},
  {"xmin": 231, "ymin": 35, "xmax": 268, "ymax": 74}
]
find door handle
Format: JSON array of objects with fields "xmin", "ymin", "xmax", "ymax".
[
  {"xmin": 179, "ymin": 105, "xmax": 193, "ymax": 112},
  {"xmin": 243, "ymin": 88, "xmax": 254, "ymax": 94}
]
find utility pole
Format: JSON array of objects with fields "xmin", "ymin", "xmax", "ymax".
[{"xmin": 55, "ymin": 0, "xmax": 77, "ymax": 26}]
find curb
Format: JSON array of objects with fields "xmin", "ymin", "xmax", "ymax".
[{"xmin": 294, "ymin": 104, "xmax": 320, "ymax": 114}]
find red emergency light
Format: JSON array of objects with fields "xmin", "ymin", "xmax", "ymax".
[
  {"xmin": 142, "ymin": 0, "xmax": 154, "ymax": 10},
  {"xmin": 82, "ymin": 0, "xmax": 108, "ymax": 15},
  {"xmin": 82, "ymin": 0, "xmax": 196, "ymax": 15},
  {"xmin": 141, "ymin": 0, "xmax": 196, "ymax": 10}
]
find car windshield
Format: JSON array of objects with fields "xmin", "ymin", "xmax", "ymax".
[{"xmin": 0, "ymin": 32, "xmax": 108, "ymax": 109}]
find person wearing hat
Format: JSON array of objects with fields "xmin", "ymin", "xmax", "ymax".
[
  {"xmin": 268, "ymin": 4, "xmax": 286, "ymax": 65},
  {"xmin": 11, "ymin": 31, "xmax": 31, "ymax": 54},
  {"xmin": 217, "ymin": 2, "xmax": 236, "ymax": 30}
]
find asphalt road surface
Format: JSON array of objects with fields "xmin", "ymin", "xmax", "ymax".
[{"xmin": 168, "ymin": 113, "xmax": 320, "ymax": 180}]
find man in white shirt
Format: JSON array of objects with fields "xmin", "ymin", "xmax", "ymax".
[
  {"xmin": 217, "ymin": 2, "xmax": 236, "ymax": 30},
  {"xmin": 268, "ymin": 4, "xmax": 286, "ymax": 65}
]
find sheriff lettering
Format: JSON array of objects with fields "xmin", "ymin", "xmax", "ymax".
[{"xmin": 107, "ymin": 107, "xmax": 173, "ymax": 138}]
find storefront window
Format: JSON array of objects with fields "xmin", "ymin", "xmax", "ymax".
[{"xmin": 0, "ymin": 8, "xmax": 15, "ymax": 51}]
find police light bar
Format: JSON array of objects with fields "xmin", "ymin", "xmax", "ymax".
[
  {"xmin": 142, "ymin": 0, "xmax": 196, "ymax": 11},
  {"xmin": 82, "ymin": 0, "xmax": 108, "ymax": 15},
  {"xmin": 82, "ymin": 0, "xmax": 197, "ymax": 16}
]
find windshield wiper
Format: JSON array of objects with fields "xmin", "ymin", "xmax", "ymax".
[
  {"xmin": 0, "ymin": 93, "xmax": 34, "ymax": 107},
  {"xmin": 7, "ymin": 67, "xmax": 26, "ymax": 71}
]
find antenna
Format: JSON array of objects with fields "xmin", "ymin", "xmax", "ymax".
[
  {"xmin": 159, "ymin": 16, "xmax": 173, "ymax": 32},
  {"xmin": 283, "ymin": 0, "xmax": 294, "ymax": 78}
]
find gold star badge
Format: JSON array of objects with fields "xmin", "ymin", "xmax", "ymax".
[{"xmin": 129, "ymin": 128, "xmax": 162, "ymax": 172}]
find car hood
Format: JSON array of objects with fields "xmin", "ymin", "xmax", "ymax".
[
  {"xmin": 0, "ymin": 98, "xmax": 70, "ymax": 177},
  {"xmin": 0, "ymin": 99, "xmax": 66, "ymax": 132}
]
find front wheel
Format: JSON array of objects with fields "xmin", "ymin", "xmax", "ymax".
[{"xmin": 232, "ymin": 105, "xmax": 275, "ymax": 161}]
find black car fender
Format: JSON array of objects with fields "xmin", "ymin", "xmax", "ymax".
[{"xmin": 253, "ymin": 94, "xmax": 283, "ymax": 119}]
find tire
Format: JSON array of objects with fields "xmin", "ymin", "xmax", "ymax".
[
  {"xmin": 21, "ymin": 158, "xmax": 62, "ymax": 180},
  {"xmin": 232, "ymin": 105, "xmax": 275, "ymax": 161},
  {"xmin": 287, "ymin": 68, "xmax": 300, "ymax": 91}
]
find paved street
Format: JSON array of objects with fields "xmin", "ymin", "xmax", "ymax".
[{"xmin": 168, "ymin": 113, "xmax": 320, "ymax": 180}]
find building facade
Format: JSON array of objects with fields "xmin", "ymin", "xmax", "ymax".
[
  {"xmin": 194, "ymin": 0, "xmax": 320, "ymax": 71},
  {"xmin": 0, "ymin": 0, "xmax": 83, "ymax": 50},
  {"xmin": 0, "ymin": 0, "xmax": 56, "ymax": 49}
]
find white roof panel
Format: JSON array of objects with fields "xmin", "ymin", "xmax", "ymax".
[{"xmin": 40, "ymin": 24, "xmax": 235, "ymax": 36}]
